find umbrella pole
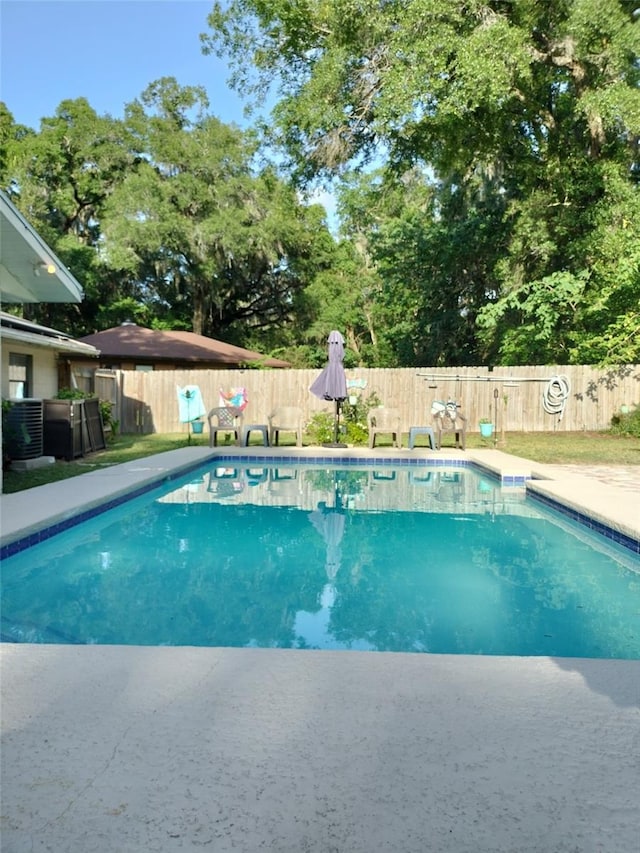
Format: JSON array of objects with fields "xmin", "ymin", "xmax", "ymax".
[
  {"xmin": 322, "ymin": 399, "xmax": 347, "ymax": 448},
  {"xmin": 333, "ymin": 471, "xmax": 342, "ymax": 511}
]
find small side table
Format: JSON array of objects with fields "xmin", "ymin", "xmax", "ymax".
[
  {"xmin": 242, "ymin": 424, "xmax": 270, "ymax": 446},
  {"xmin": 408, "ymin": 426, "xmax": 436, "ymax": 450}
]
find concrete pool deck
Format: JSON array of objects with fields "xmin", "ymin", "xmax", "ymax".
[{"xmin": 1, "ymin": 446, "xmax": 639, "ymax": 852}]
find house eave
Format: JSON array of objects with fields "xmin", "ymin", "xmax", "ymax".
[
  {"xmin": 0, "ymin": 190, "xmax": 84, "ymax": 304},
  {"xmin": 1, "ymin": 317, "xmax": 100, "ymax": 357}
]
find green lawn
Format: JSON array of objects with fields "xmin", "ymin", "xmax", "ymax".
[{"xmin": 2, "ymin": 430, "xmax": 639, "ymax": 494}]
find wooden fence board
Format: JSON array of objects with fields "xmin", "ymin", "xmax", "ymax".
[{"xmin": 105, "ymin": 365, "xmax": 640, "ymax": 436}]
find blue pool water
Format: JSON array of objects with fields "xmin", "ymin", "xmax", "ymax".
[{"xmin": 2, "ymin": 462, "xmax": 639, "ymax": 657}]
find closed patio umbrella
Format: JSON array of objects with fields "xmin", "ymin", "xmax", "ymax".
[
  {"xmin": 309, "ymin": 499, "xmax": 345, "ymax": 581},
  {"xmin": 310, "ymin": 330, "xmax": 348, "ymax": 448}
]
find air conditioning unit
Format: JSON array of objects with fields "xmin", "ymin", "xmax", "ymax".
[{"xmin": 4, "ymin": 399, "xmax": 44, "ymax": 460}]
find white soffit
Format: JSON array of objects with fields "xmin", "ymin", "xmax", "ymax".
[{"xmin": 0, "ymin": 190, "xmax": 84, "ymax": 304}]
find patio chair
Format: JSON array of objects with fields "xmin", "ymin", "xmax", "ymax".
[
  {"xmin": 367, "ymin": 407, "xmax": 402, "ymax": 449},
  {"xmin": 268, "ymin": 406, "xmax": 304, "ymax": 447},
  {"xmin": 206, "ymin": 468, "xmax": 245, "ymax": 498},
  {"xmin": 432, "ymin": 404, "xmax": 467, "ymax": 450},
  {"xmin": 207, "ymin": 406, "xmax": 244, "ymax": 447}
]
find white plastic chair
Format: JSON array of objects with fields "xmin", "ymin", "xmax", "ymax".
[
  {"xmin": 367, "ymin": 407, "xmax": 402, "ymax": 449},
  {"xmin": 207, "ymin": 406, "xmax": 244, "ymax": 447},
  {"xmin": 268, "ymin": 406, "xmax": 304, "ymax": 447}
]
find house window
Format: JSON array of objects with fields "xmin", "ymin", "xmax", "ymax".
[
  {"xmin": 9, "ymin": 353, "xmax": 33, "ymax": 398},
  {"xmin": 135, "ymin": 365, "xmax": 153, "ymax": 372}
]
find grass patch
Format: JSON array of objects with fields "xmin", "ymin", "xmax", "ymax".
[
  {"xmin": 2, "ymin": 434, "xmax": 209, "ymax": 494},
  {"xmin": 462, "ymin": 430, "xmax": 640, "ymax": 464},
  {"xmin": 2, "ymin": 430, "xmax": 639, "ymax": 494}
]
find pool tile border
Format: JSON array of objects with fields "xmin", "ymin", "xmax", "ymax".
[
  {"xmin": 0, "ymin": 456, "xmax": 474, "ymax": 559},
  {"xmin": 0, "ymin": 457, "xmax": 208, "ymax": 560},
  {"xmin": 216, "ymin": 454, "xmax": 473, "ymax": 469},
  {"xmin": 526, "ymin": 489, "xmax": 640, "ymax": 555},
  {"xmin": 2, "ymin": 453, "xmax": 637, "ymax": 559}
]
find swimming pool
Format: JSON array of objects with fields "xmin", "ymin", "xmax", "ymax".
[{"xmin": 2, "ymin": 460, "xmax": 639, "ymax": 657}]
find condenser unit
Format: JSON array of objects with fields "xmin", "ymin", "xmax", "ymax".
[{"xmin": 4, "ymin": 399, "xmax": 44, "ymax": 460}]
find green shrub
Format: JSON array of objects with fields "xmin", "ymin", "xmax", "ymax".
[
  {"xmin": 55, "ymin": 388, "xmax": 119, "ymax": 439},
  {"xmin": 99, "ymin": 400, "xmax": 119, "ymax": 439},
  {"xmin": 610, "ymin": 405, "xmax": 640, "ymax": 438},
  {"xmin": 306, "ymin": 391, "xmax": 382, "ymax": 446},
  {"xmin": 342, "ymin": 391, "xmax": 381, "ymax": 445},
  {"xmin": 55, "ymin": 387, "xmax": 92, "ymax": 400},
  {"xmin": 306, "ymin": 412, "xmax": 336, "ymax": 444},
  {"xmin": 305, "ymin": 468, "xmax": 369, "ymax": 501}
]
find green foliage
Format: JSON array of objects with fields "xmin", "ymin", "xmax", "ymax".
[
  {"xmin": 307, "ymin": 391, "xmax": 381, "ymax": 444},
  {"xmin": 55, "ymin": 388, "xmax": 92, "ymax": 400},
  {"xmin": 341, "ymin": 390, "xmax": 381, "ymax": 442},
  {"xmin": 3, "ymin": 1, "xmax": 639, "ymax": 367},
  {"xmin": 99, "ymin": 400, "xmax": 119, "ymax": 438},
  {"xmin": 1, "ymin": 99, "xmax": 136, "ymax": 334},
  {"xmin": 477, "ymin": 270, "xmax": 591, "ymax": 365},
  {"xmin": 1, "ymin": 84, "xmax": 337, "ymax": 359},
  {"xmin": 366, "ymin": 171, "xmax": 507, "ymax": 365},
  {"xmin": 100, "ymin": 79, "xmax": 335, "ymax": 345},
  {"xmin": 344, "ymin": 420, "xmax": 369, "ymax": 446},
  {"xmin": 610, "ymin": 406, "xmax": 640, "ymax": 438},
  {"xmin": 307, "ymin": 407, "xmax": 370, "ymax": 446},
  {"xmin": 305, "ymin": 412, "xmax": 337, "ymax": 445},
  {"xmin": 53, "ymin": 389, "xmax": 118, "ymax": 438},
  {"xmin": 204, "ymin": 0, "xmax": 640, "ymax": 367}
]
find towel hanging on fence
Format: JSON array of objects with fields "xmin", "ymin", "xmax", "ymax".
[
  {"xmin": 219, "ymin": 387, "xmax": 248, "ymax": 411},
  {"xmin": 177, "ymin": 385, "xmax": 207, "ymax": 423}
]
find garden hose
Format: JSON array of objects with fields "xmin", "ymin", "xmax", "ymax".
[{"xmin": 542, "ymin": 375, "xmax": 571, "ymax": 421}]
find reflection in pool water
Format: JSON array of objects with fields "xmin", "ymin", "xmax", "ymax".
[{"xmin": 2, "ymin": 463, "xmax": 639, "ymax": 658}]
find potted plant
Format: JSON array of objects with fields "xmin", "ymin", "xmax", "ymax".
[{"xmin": 479, "ymin": 418, "xmax": 494, "ymax": 438}]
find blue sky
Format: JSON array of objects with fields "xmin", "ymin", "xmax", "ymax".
[
  {"xmin": 1, "ymin": 0, "xmax": 338, "ymax": 228},
  {"xmin": 1, "ymin": 0, "xmax": 251, "ymax": 129}
]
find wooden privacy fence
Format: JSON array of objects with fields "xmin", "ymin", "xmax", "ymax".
[{"xmin": 94, "ymin": 364, "xmax": 640, "ymax": 437}]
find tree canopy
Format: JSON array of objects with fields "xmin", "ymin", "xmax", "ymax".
[
  {"xmin": 204, "ymin": 0, "xmax": 640, "ymax": 364},
  {"xmin": 1, "ymin": 80, "xmax": 339, "ymax": 355},
  {"xmin": 1, "ymin": 3, "xmax": 638, "ymax": 367}
]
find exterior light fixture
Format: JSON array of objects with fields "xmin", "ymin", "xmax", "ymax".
[{"xmin": 34, "ymin": 261, "xmax": 56, "ymax": 276}]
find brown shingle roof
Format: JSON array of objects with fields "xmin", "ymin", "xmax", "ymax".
[{"xmin": 78, "ymin": 324, "xmax": 289, "ymax": 368}]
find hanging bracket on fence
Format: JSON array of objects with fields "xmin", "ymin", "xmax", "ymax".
[
  {"xmin": 417, "ymin": 372, "xmax": 545, "ymax": 383},
  {"xmin": 416, "ymin": 372, "xmax": 572, "ymax": 420}
]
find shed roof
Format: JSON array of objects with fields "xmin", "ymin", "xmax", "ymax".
[{"xmin": 77, "ymin": 324, "xmax": 289, "ymax": 368}]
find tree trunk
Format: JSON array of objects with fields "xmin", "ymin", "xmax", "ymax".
[{"xmin": 192, "ymin": 297, "xmax": 205, "ymax": 336}]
